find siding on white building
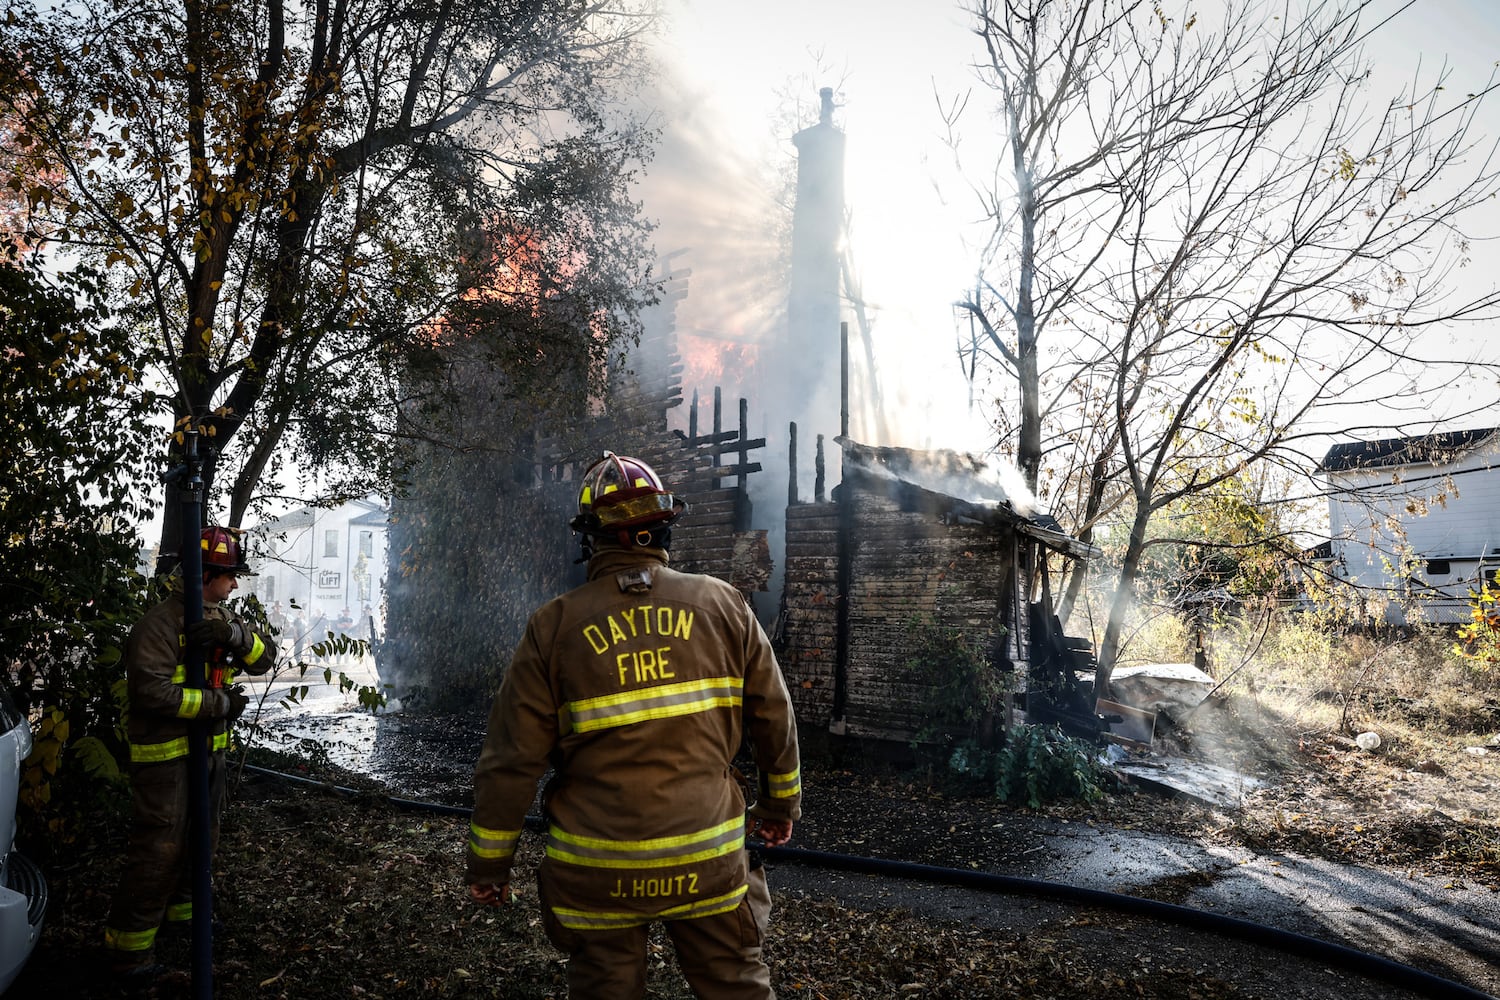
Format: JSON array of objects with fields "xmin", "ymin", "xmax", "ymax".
[
  {"xmin": 1320, "ymin": 428, "xmax": 1500, "ymax": 624},
  {"xmin": 240, "ymin": 497, "xmax": 390, "ymax": 639}
]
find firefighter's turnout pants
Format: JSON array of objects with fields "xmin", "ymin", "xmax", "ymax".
[
  {"xmin": 539, "ymin": 863, "xmax": 776, "ymax": 1000},
  {"xmin": 102, "ymin": 754, "xmax": 225, "ymax": 971}
]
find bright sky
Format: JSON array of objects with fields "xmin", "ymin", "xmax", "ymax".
[
  {"xmin": 647, "ymin": 0, "xmax": 1500, "ymax": 455},
  {"xmin": 650, "ymin": 0, "xmax": 985, "ymax": 449}
]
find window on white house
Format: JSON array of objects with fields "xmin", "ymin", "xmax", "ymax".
[
  {"xmin": 1426, "ymin": 560, "xmax": 1450, "ymax": 576},
  {"xmin": 324, "ymin": 530, "xmax": 339, "ymax": 558},
  {"xmin": 359, "ymin": 531, "xmax": 373, "ymax": 558}
]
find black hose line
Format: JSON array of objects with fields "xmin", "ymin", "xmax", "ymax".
[
  {"xmin": 239, "ymin": 763, "xmax": 1494, "ymax": 1000},
  {"xmin": 768, "ymin": 846, "xmax": 1494, "ymax": 1000},
  {"xmin": 242, "ymin": 763, "xmax": 481, "ymax": 820}
]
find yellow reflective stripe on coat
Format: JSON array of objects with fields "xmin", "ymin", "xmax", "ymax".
[
  {"xmin": 550, "ymin": 884, "xmax": 748, "ymax": 930},
  {"xmin": 243, "ymin": 632, "xmax": 266, "ymax": 666},
  {"xmin": 130, "ymin": 737, "xmax": 188, "ymax": 763},
  {"xmin": 468, "ymin": 821, "xmax": 521, "ymax": 860},
  {"xmin": 546, "ymin": 816, "xmax": 744, "ymax": 869},
  {"xmin": 129, "ymin": 730, "xmax": 231, "ymax": 764},
  {"xmin": 104, "ymin": 925, "xmax": 158, "ymax": 953},
  {"xmin": 563, "ymin": 677, "xmax": 743, "ymax": 735},
  {"xmin": 165, "ymin": 901, "xmax": 192, "ymax": 922},
  {"xmin": 176, "ymin": 688, "xmax": 203, "ymax": 719},
  {"xmin": 766, "ymin": 767, "xmax": 801, "ymax": 799}
]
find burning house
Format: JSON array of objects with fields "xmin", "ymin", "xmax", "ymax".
[
  {"xmin": 381, "ymin": 276, "xmax": 1100, "ymax": 742},
  {"xmin": 379, "ymin": 256, "xmax": 773, "ymax": 704},
  {"xmin": 380, "ymin": 86, "xmax": 1104, "ymax": 746}
]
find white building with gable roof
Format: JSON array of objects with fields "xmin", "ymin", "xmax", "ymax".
[
  {"xmin": 1318, "ymin": 428, "xmax": 1500, "ymax": 625},
  {"xmin": 239, "ymin": 496, "xmax": 390, "ymax": 645}
]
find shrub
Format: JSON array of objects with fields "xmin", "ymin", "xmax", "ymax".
[
  {"xmin": 1113, "ymin": 607, "xmax": 1192, "ymax": 667},
  {"xmin": 897, "ymin": 616, "xmax": 1008, "ymax": 748},
  {"xmin": 1453, "ymin": 581, "xmax": 1500, "ymax": 671},
  {"xmin": 994, "ymin": 723, "xmax": 1108, "ymax": 809}
]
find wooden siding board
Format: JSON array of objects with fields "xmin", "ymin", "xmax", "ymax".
[
  {"xmin": 776, "ymin": 496, "xmax": 842, "ymax": 729},
  {"xmin": 836, "ymin": 486, "xmax": 1018, "ymax": 742}
]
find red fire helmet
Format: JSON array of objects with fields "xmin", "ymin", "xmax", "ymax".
[
  {"xmin": 573, "ymin": 452, "xmax": 681, "ymax": 535},
  {"xmin": 201, "ymin": 526, "xmax": 251, "ymax": 575}
]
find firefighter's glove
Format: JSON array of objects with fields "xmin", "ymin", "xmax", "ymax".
[
  {"xmin": 224, "ymin": 684, "xmax": 250, "ymax": 722},
  {"xmin": 188, "ymin": 618, "xmax": 247, "ymax": 653}
]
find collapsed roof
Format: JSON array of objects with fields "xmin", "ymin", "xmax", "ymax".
[{"xmin": 837, "ymin": 438, "xmax": 1102, "ymax": 561}]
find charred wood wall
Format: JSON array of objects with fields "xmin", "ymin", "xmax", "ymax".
[
  {"xmin": 621, "ymin": 415, "xmax": 764, "ymax": 588},
  {"xmin": 842, "ymin": 487, "xmax": 1022, "ymax": 742},
  {"xmin": 775, "ymin": 501, "xmax": 840, "ymax": 727},
  {"xmin": 775, "ymin": 479, "xmax": 1028, "ymax": 742}
]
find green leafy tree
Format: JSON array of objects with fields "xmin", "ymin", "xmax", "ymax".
[
  {"xmin": 0, "ymin": 250, "xmax": 159, "ymax": 851},
  {"xmin": 2, "ymin": 0, "xmax": 662, "ymax": 562},
  {"xmin": 383, "ymin": 353, "xmax": 585, "ymax": 705},
  {"xmin": 1128, "ymin": 468, "xmax": 1308, "ymax": 602},
  {"xmin": 384, "ymin": 273, "xmax": 684, "ymax": 705}
]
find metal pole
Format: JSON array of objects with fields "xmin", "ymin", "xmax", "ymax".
[
  {"xmin": 178, "ymin": 427, "xmax": 214, "ymax": 998},
  {"xmin": 788, "ymin": 422, "xmax": 799, "ymax": 507},
  {"xmin": 840, "ymin": 321, "xmax": 849, "ymax": 439}
]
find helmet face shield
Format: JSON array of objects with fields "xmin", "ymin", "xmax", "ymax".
[
  {"xmin": 594, "ymin": 492, "xmax": 677, "ymax": 528},
  {"xmin": 574, "ymin": 452, "xmax": 681, "ymax": 539}
]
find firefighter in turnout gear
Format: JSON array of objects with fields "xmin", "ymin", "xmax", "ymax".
[
  {"xmin": 467, "ymin": 452, "xmax": 802, "ymax": 999},
  {"xmin": 103, "ymin": 526, "xmax": 277, "ymax": 984}
]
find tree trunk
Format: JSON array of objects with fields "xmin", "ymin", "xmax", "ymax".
[
  {"xmin": 1055, "ymin": 439, "xmax": 1118, "ymax": 625},
  {"xmin": 1092, "ymin": 500, "xmax": 1151, "ymax": 701},
  {"xmin": 1012, "ymin": 104, "xmax": 1041, "ymax": 495}
]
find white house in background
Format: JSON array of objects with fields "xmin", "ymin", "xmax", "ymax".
[
  {"xmin": 1318, "ymin": 427, "xmax": 1500, "ymax": 625},
  {"xmin": 240, "ymin": 496, "xmax": 390, "ymax": 639}
]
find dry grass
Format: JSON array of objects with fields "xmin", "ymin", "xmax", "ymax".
[{"xmin": 1121, "ymin": 612, "xmax": 1500, "ymax": 886}]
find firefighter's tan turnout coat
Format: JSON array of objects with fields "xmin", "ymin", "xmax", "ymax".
[
  {"xmin": 467, "ymin": 546, "xmax": 802, "ymax": 933},
  {"xmin": 104, "ymin": 578, "xmax": 277, "ymax": 968},
  {"xmin": 122, "ymin": 581, "xmax": 276, "ymax": 765}
]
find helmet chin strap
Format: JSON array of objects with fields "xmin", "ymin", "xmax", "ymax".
[{"xmin": 574, "ymin": 525, "xmax": 672, "ymax": 563}]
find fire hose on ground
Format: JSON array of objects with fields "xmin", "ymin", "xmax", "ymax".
[{"xmin": 238, "ymin": 763, "xmax": 1494, "ymax": 1000}]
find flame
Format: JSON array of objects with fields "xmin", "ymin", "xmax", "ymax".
[
  {"xmin": 677, "ymin": 332, "xmax": 759, "ymax": 401},
  {"xmin": 467, "ymin": 227, "xmax": 556, "ymax": 310},
  {"xmin": 1, "ymin": 67, "xmax": 66, "ymax": 254},
  {"xmin": 427, "ymin": 221, "xmax": 592, "ymax": 346}
]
